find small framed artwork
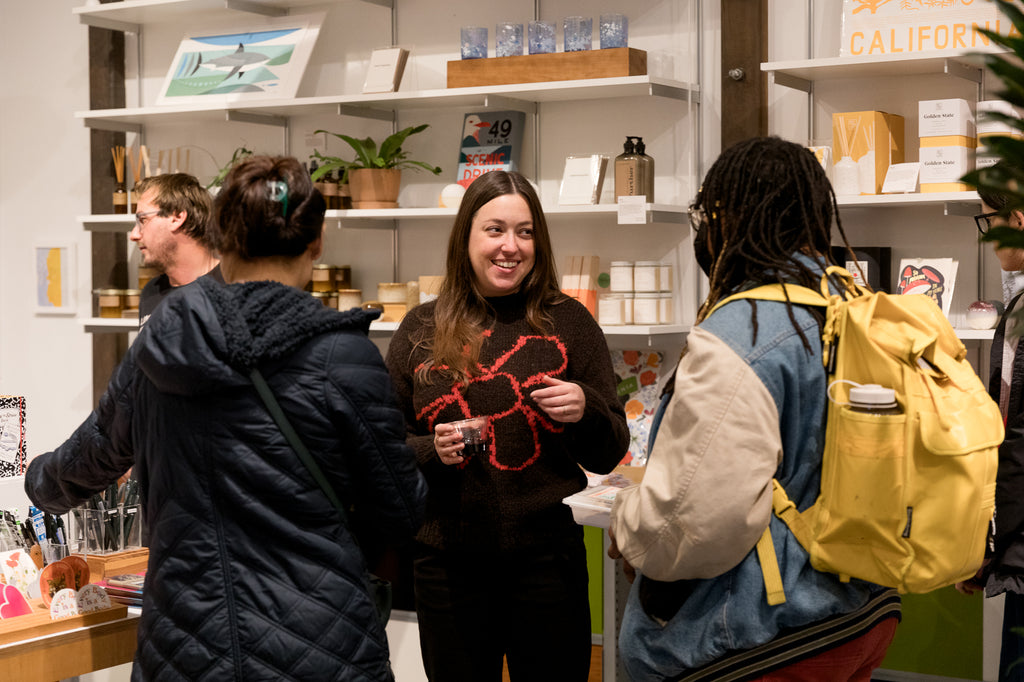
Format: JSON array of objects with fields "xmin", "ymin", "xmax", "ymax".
[
  {"xmin": 34, "ymin": 244, "xmax": 76, "ymax": 315},
  {"xmin": 156, "ymin": 12, "xmax": 325, "ymax": 105}
]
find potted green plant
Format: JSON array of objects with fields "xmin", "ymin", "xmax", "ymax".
[
  {"xmin": 207, "ymin": 146, "xmax": 254, "ymax": 193},
  {"xmin": 313, "ymin": 124, "xmax": 442, "ymax": 208}
]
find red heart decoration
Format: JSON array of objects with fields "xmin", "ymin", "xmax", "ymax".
[{"xmin": 0, "ymin": 584, "xmax": 32, "ymax": 619}]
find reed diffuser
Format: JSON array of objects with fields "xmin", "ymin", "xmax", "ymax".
[
  {"xmin": 111, "ymin": 145, "xmax": 127, "ymax": 214},
  {"xmin": 832, "ymin": 115, "xmax": 860, "ymax": 197},
  {"xmin": 128, "ymin": 145, "xmax": 143, "ymax": 214}
]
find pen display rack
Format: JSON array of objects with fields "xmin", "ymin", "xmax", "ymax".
[{"xmin": 70, "ymin": 503, "xmax": 143, "ymax": 555}]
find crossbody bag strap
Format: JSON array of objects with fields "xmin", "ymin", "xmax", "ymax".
[{"xmin": 250, "ymin": 367, "xmax": 351, "ymax": 528}]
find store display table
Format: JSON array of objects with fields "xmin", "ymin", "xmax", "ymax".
[{"xmin": 0, "ymin": 600, "xmax": 137, "ymax": 680}]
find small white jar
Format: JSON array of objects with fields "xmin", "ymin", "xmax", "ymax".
[
  {"xmin": 633, "ymin": 261, "xmax": 661, "ymax": 292},
  {"xmin": 599, "ymin": 293, "xmax": 628, "ymax": 325},
  {"xmin": 658, "ymin": 291, "xmax": 674, "ymax": 324},
  {"xmin": 609, "ymin": 261, "xmax": 634, "ymax": 293},
  {"xmin": 633, "ymin": 292, "xmax": 659, "ymax": 324}
]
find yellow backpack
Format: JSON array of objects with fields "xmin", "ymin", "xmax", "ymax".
[{"xmin": 711, "ymin": 266, "xmax": 1002, "ymax": 604}]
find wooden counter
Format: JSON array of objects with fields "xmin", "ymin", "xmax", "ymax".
[{"xmin": 0, "ymin": 601, "xmax": 137, "ymax": 681}]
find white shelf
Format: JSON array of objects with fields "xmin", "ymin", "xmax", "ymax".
[
  {"xmin": 761, "ymin": 50, "xmax": 1002, "ymax": 91},
  {"xmin": 79, "ymin": 317, "xmax": 140, "ymax": 333},
  {"xmin": 956, "ymin": 328, "xmax": 995, "ymax": 341},
  {"xmin": 73, "ymin": 0, "xmax": 385, "ymax": 32},
  {"xmin": 75, "ymin": 76, "xmax": 698, "ymax": 132},
  {"xmin": 79, "ymin": 204, "xmax": 689, "ymax": 232},
  {"xmin": 836, "ymin": 191, "xmax": 980, "ymax": 209},
  {"xmin": 601, "ymin": 324, "xmax": 688, "ymax": 336}
]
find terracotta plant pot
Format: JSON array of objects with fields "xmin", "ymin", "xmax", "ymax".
[{"xmin": 349, "ymin": 168, "xmax": 401, "ymax": 208}]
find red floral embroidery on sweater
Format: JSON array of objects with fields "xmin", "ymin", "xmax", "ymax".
[{"xmin": 417, "ymin": 332, "xmax": 568, "ymax": 471}]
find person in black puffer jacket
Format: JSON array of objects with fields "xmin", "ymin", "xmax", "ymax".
[{"xmin": 25, "ymin": 155, "xmax": 427, "ymax": 681}]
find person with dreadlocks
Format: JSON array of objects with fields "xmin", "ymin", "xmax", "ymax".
[{"xmin": 606, "ymin": 136, "xmax": 901, "ymax": 681}]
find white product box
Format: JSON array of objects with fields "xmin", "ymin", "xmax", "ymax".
[
  {"xmin": 978, "ymin": 100, "xmax": 1022, "ymax": 136},
  {"xmin": 919, "ymin": 99, "xmax": 975, "ymax": 138},
  {"xmin": 919, "ymin": 144, "xmax": 974, "ymax": 187}
]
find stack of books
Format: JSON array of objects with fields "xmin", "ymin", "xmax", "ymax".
[{"xmin": 96, "ymin": 572, "xmax": 145, "ymax": 607}]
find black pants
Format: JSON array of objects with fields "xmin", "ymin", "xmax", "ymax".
[{"xmin": 413, "ymin": 538, "xmax": 592, "ymax": 682}]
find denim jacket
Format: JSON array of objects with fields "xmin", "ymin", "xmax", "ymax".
[{"xmin": 610, "ymin": 281, "xmax": 887, "ymax": 680}]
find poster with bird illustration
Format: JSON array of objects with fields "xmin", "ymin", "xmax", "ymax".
[
  {"xmin": 456, "ymin": 110, "xmax": 526, "ymax": 188},
  {"xmin": 157, "ymin": 13, "xmax": 324, "ymax": 105}
]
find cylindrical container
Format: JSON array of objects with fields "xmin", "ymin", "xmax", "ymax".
[
  {"xmin": 377, "ymin": 282, "xmax": 407, "ymax": 304},
  {"xmin": 311, "ymin": 264, "xmax": 336, "ymax": 292},
  {"xmin": 622, "ymin": 293, "xmax": 634, "ymax": 325},
  {"xmin": 320, "ymin": 177, "xmax": 340, "ymax": 210},
  {"xmin": 336, "ymin": 289, "xmax": 362, "ymax": 311},
  {"xmin": 95, "ymin": 288, "xmax": 125, "ymax": 319},
  {"xmin": 138, "ymin": 265, "xmax": 159, "ymax": 290},
  {"xmin": 848, "ymin": 384, "xmax": 902, "ymax": 415},
  {"xmin": 609, "ymin": 261, "xmax": 633, "ymax": 292},
  {"xmin": 122, "ymin": 289, "xmax": 141, "ymax": 315},
  {"xmin": 335, "ymin": 265, "xmax": 352, "ymax": 290},
  {"xmin": 563, "ymin": 16, "xmax": 593, "ymax": 52},
  {"xmin": 112, "ymin": 182, "xmax": 128, "ymax": 215},
  {"xmin": 311, "ymin": 291, "xmax": 338, "ymax": 308},
  {"xmin": 658, "ymin": 291, "xmax": 674, "ymax": 324},
  {"xmin": 405, "ymin": 281, "xmax": 420, "ymax": 309},
  {"xmin": 496, "ymin": 22, "xmax": 524, "ymax": 57},
  {"xmin": 633, "ymin": 261, "xmax": 660, "ymax": 292},
  {"xmin": 833, "ymin": 156, "xmax": 859, "ymax": 196},
  {"xmin": 658, "ymin": 263, "xmax": 673, "ymax": 292},
  {"xmin": 528, "ymin": 21, "xmax": 556, "ymax": 54},
  {"xmin": 461, "ymin": 26, "xmax": 488, "ymax": 59},
  {"xmin": 598, "ymin": 293, "xmax": 628, "ymax": 325},
  {"xmin": 599, "ymin": 13, "xmax": 629, "ymax": 49},
  {"xmin": 633, "ymin": 292, "xmax": 659, "ymax": 325}
]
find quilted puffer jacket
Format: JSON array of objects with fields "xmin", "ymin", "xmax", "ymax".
[{"xmin": 25, "ymin": 277, "xmax": 427, "ymax": 681}]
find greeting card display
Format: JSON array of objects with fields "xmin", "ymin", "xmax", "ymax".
[{"xmin": 897, "ymin": 258, "xmax": 958, "ymax": 317}]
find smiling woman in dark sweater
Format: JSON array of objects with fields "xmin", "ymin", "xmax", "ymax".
[{"xmin": 386, "ymin": 170, "xmax": 629, "ymax": 682}]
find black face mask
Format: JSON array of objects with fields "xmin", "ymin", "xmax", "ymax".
[{"xmin": 693, "ymin": 222, "xmax": 714, "ymax": 277}]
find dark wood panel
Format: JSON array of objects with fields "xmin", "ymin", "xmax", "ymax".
[
  {"xmin": 721, "ymin": 0, "xmax": 768, "ymax": 148},
  {"xmin": 88, "ymin": 18, "xmax": 128, "ymax": 406}
]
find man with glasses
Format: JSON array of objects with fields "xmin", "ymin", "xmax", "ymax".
[
  {"xmin": 958, "ymin": 162, "xmax": 1024, "ymax": 682},
  {"xmin": 130, "ymin": 173, "xmax": 222, "ymax": 328}
]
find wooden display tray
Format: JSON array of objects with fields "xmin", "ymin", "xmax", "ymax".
[
  {"xmin": 0, "ymin": 599, "xmax": 128, "ymax": 647},
  {"xmin": 75, "ymin": 548, "xmax": 148, "ymax": 580},
  {"xmin": 447, "ymin": 47, "xmax": 647, "ymax": 88}
]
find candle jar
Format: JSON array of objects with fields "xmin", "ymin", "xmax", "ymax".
[
  {"xmin": 123, "ymin": 289, "xmax": 141, "ymax": 316},
  {"xmin": 633, "ymin": 261, "xmax": 661, "ymax": 292},
  {"xmin": 311, "ymin": 264, "xmax": 337, "ymax": 293},
  {"xmin": 599, "ymin": 13, "xmax": 629, "ymax": 49},
  {"xmin": 528, "ymin": 21, "xmax": 556, "ymax": 54},
  {"xmin": 461, "ymin": 26, "xmax": 488, "ymax": 59},
  {"xmin": 599, "ymin": 293, "xmax": 628, "ymax": 325},
  {"xmin": 496, "ymin": 22, "xmax": 524, "ymax": 57},
  {"xmin": 563, "ymin": 16, "xmax": 593, "ymax": 52},
  {"xmin": 658, "ymin": 292, "xmax": 674, "ymax": 324},
  {"xmin": 609, "ymin": 261, "xmax": 634, "ymax": 292},
  {"xmin": 95, "ymin": 288, "xmax": 124, "ymax": 318},
  {"xmin": 633, "ymin": 292, "xmax": 659, "ymax": 325}
]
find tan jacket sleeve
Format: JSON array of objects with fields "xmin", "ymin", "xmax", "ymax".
[{"xmin": 609, "ymin": 327, "xmax": 782, "ymax": 581}]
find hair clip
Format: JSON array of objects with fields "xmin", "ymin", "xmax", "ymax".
[{"xmin": 268, "ymin": 179, "xmax": 289, "ymax": 217}]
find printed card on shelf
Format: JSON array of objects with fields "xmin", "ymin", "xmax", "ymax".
[
  {"xmin": 0, "ymin": 549, "xmax": 38, "ymax": 597},
  {"xmin": 362, "ymin": 47, "xmax": 409, "ymax": 93},
  {"xmin": 0, "ymin": 583, "xmax": 32, "ymax": 619},
  {"xmin": 0, "ymin": 396, "xmax": 27, "ymax": 477},
  {"xmin": 897, "ymin": 258, "xmax": 958, "ymax": 317},
  {"xmin": 49, "ymin": 588, "xmax": 79, "ymax": 620},
  {"xmin": 456, "ymin": 110, "xmax": 526, "ymax": 189},
  {"xmin": 76, "ymin": 583, "xmax": 113, "ymax": 613}
]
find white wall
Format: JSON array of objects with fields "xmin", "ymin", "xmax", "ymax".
[{"xmin": 0, "ymin": 1, "xmax": 93, "ymax": 512}]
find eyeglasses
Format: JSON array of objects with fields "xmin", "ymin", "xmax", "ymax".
[
  {"xmin": 975, "ymin": 211, "xmax": 1000, "ymax": 235},
  {"xmin": 134, "ymin": 210, "xmax": 160, "ymax": 227}
]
